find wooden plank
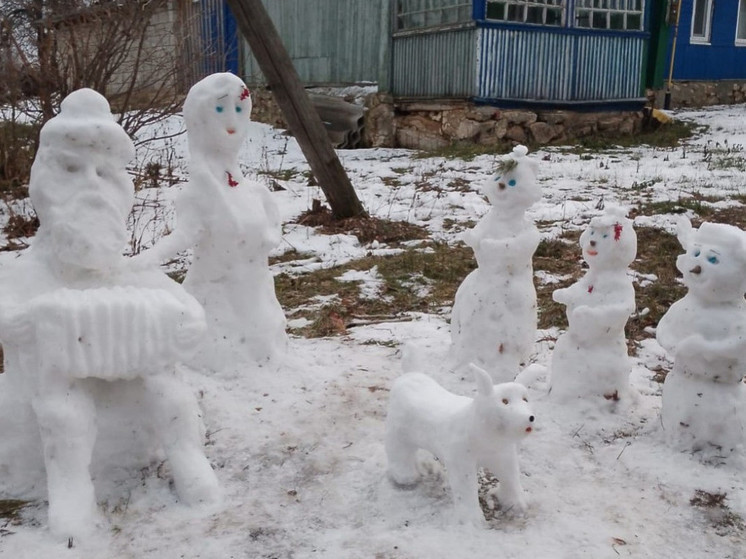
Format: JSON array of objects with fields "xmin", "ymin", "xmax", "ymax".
[{"xmin": 224, "ymin": 0, "xmax": 366, "ymax": 218}]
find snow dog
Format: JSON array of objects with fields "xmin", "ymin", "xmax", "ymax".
[{"xmin": 385, "ymin": 364, "xmax": 534, "ymax": 525}]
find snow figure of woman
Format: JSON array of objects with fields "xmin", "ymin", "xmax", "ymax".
[
  {"xmin": 138, "ymin": 72, "xmax": 287, "ymax": 371},
  {"xmin": 548, "ymin": 208, "xmax": 636, "ymax": 404},
  {"xmin": 450, "ymin": 145, "xmax": 541, "ymax": 383},
  {"xmin": 0, "ymin": 89, "xmax": 220, "ymax": 540},
  {"xmin": 656, "ymin": 219, "xmax": 746, "ymax": 457}
]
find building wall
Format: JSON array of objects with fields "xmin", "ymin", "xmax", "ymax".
[
  {"xmin": 669, "ymin": 0, "xmax": 746, "ymax": 80},
  {"xmin": 239, "ymin": 0, "xmax": 391, "ymax": 87},
  {"xmin": 476, "ymin": 26, "xmax": 645, "ymax": 103},
  {"xmin": 391, "ymin": 26, "xmax": 477, "ymax": 98}
]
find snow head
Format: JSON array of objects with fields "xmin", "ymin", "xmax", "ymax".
[
  {"xmin": 29, "ymin": 88, "xmax": 134, "ymax": 271},
  {"xmin": 471, "ymin": 367, "xmax": 535, "ymax": 439},
  {"xmin": 675, "ymin": 219, "xmax": 746, "ymax": 303},
  {"xmin": 483, "ymin": 145, "xmax": 540, "ymax": 213},
  {"xmin": 183, "ymin": 72, "xmax": 252, "ymax": 159},
  {"xmin": 579, "ymin": 207, "xmax": 637, "ymax": 271}
]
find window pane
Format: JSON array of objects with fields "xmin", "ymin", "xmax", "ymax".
[
  {"xmin": 692, "ymin": 0, "xmax": 706, "ymax": 36},
  {"xmin": 576, "ymin": 9, "xmax": 592, "ymax": 26},
  {"xmin": 485, "ymin": 0, "xmax": 565, "ymax": 26},
  {"xmin": 546, "ymin": 7, "xmax": 563, "ymax": 24},
  {"xmin": 507, "ymin": 3, "xmax": 524, "ymax": 21},
  {"xmin": 626, "ymin": 13, "xmax": 641, "ymax": 29},
  {"xmin": 592, "ymin": 11, "xmax": 607, "ymax": 28},
  {"xmin": 610, "ymin": 12, "xmax": 625, "ymax": 29},
  {"xmin": 486, "ymin": 2, "xmax": 506, "ymax": 19},
  {"xmin": 526, "ymin": 5, "xmax": 544, "ymax": 22}
]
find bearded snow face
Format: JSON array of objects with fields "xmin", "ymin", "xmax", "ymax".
[
  {"xmin": 50, "ymin": 193, "xmax": 128, "ymax": 270},
  {"xmin": 580, "ymin": 218, "xmax": 636, "ymax": 271},
  {"xmin": 676, "ymin": 225, "xmax": 746, "ymax": 303},
  {"xmin": 28, "ymin": 88, "xmax": 134, "ymax": 271},
  {"xmin": 183, "ymin": 73, "xmax": 253, "ymax": 158}
]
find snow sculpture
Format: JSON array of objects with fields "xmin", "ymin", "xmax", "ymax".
[
  {"xmin": 450, "ymin": 145, "xmax": 541, "ymax": 382},
  {"xmin": 656, "ymin": 219, "xmax": 746, "ymax": 456},
  {"xmin": 137, "ymin": 72, "xmax": 287, "ymax": 370},
  {"xmin": 385, "ymin": 364, "xmax": 535, "ymax": 525},
  {"xmin": 549, "ymin": 208, "xmax": 637, "ymax": 403},
  {"xmin": 0, "ymin": 89, "xmax": 219, "ymax": 539}
]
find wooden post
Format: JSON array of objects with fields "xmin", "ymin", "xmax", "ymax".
[{"xmin": 224, "ymin": 0, "xmax": 367, "ymax": 219}]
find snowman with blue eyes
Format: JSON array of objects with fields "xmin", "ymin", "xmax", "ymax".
[
  {"xmin": 137, "ymin": 72, "xmax": 288, "ymax": 370},
  {"xmin": 548, "ymin": 208, "xmax": 637, "ymax": 405},
  {"xmin": 450, "ymin": 145, "xmax": 542, "ymax": 383},
  {"xmin": 656, "ymin": 219, "xmax": 746, "ymax": 457}
]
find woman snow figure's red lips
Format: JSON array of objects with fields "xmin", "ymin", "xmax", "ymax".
[
  {"xmin": 587, "ymin": 249, "xmax": 598, "ymax": 256},
  {"xmin": 525, "ymin": 426, "xmax": 532, "ymax": 433},
  {"xmin": 227, "ymin": 128, "xmax": 236, "ymax": 135}
]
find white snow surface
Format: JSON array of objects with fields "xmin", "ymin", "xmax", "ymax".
[{"xmin": 1, "ymin": 104, "xmax": 746, "ymax": 557}]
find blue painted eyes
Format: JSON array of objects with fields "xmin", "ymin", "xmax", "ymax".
[
  {"xmin": 708, "ymin": 255, "xmax": 719, "ymax": 264},
  {"xmin": 693, "ymin": 249, "xmax": 701, "ymax": 257},
  {"xmin": 236, "ymin": 106, "xmax": 243, "ymax": 113},
  {"xmin": 602, "ymin": 233, "xmax": 609, "ymax": 238},
  {"xmin": 508, "ymin": 179, "xmax": 516, "ymax": 187},
  {"xmin": 216, "ymin": 106, "xmax": 224, "ymax": 113}
]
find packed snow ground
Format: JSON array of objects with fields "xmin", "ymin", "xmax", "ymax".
[{"xmin": 1, "ymin": 104, "xmax": 746, "ymax": 558}]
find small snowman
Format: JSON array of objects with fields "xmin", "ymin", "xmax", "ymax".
[
  {"xmin": 549, "ymin": 208, "xmax": 636, "ymax": 404},
  {"xmin": 450, "ymin": 145, "xmax": 541, "ymax": 382},
  {"xmin": 138, "ymin": 73, "xmax": 287, "ymax": 371},
  {"xmin": 656, "ymin": 219, "xmax": 746, "ymax": 457}
]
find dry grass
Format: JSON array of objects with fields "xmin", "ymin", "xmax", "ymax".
[
  {"xmin": 690, "ymin": 490, "xmax": 745, "ymax": 534},
  {"xmin": 533, "ymin": 233, "xmax": 582, "ymax": 330},
  {"xmin": 294, "ymin": 202, "xmax": 429, "ymax": 245},
  {"xmin": 627, "ymin": 227, "xmax": 686, "ymax": 346},
  {"xmin": 276, "ymin": 243, "xmax": 475, "ymax": 338}
]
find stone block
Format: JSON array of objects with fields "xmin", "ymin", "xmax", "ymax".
[{"xmin": 503, "ymin": 110, "xmax": 537, "ymax": 125}]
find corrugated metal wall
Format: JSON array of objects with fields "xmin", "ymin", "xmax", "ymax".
[
  {"xmin": 477, "ymin": 27, "xmax": 645, "ymax": 101},
  {"xmin": 391, "ymin": 26, "xmax": 478, "ymax": 98},
  {"xmin": 240, "ymin": 0, "xmax": 391, "ymax": 86}
]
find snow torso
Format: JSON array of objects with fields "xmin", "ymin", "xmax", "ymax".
[{"xmin": 450, "ymin": 146, "xmax": 541, "ymax": 382}]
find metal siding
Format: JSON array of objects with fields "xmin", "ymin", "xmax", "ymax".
[
  {"xmin": 478, "ymin": 28, "xmax": 573, "ymax": 100},
  {"xmin": 240, "ymin": 0, "xmax": 390, "ymax": 85},
  {"xmin": 477, "ymin": 27, "xmax": 644, "ymax": 101},
  {"xmin": 391, "ymin": 27, "xmax": 478, "ymax": 97}
]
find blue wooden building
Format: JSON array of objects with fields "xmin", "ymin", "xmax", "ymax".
[
  {"xmin": 392, "ymin": 0, "xmax": 650, "ymax": 109},
  {"xmin": 217, "ymin": 0, "xmax": 654, "ymax": 110},
  {"xmin": 664, "ymin": 0, "xmax": 746, "ymax": 81}
]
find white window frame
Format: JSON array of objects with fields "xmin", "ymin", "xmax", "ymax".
[
  {"xmin": 396, "ymin": 0, "xmax": 473, "ymax": 31},
  {"xmin": 736, "ymin": 0, "xmax": 746, "ymax": 46},
  {"xmin": 573, "ymin": 0, "xmax": 645, "ymax": 32},
  {"xmin": 690, "ymin": 0, "xmax": 714, "ymax": 44},
  {"xmin": 485, "ymin": 0, "xmax": 566, "ymax": 27}
]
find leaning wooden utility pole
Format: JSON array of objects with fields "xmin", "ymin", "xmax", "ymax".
[{"xmin": 225, "ymin": 0, "xmax": 367, "ymax": 218}]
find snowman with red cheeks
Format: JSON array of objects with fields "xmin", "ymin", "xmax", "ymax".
[{"xmin": 549, "ymin": 207, "xmax": 637, "ymax": 404}]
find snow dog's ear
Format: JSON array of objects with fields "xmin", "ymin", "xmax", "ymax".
[
  {"xmin": 469, "ymin": 363, "xmax": 493, "ymax": 396},
  {"xmin": 675, "ymin": 216, "xmax": 693, "ymax": 250}
]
